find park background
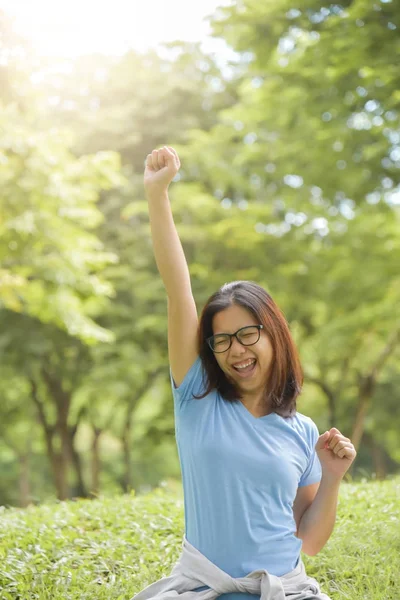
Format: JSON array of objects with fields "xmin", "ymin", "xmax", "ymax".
[
  {"xmin": 1, "ymin": 0, "xmax": 399, "ymax": 507},
  {"xmin": 0, "ymin": 1, "xmax": 399, "ymax": 598}
]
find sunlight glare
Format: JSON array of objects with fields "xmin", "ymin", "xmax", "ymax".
[{"xmin": 2, "ymin": 0, "xmax": 234, "ymax": 57}]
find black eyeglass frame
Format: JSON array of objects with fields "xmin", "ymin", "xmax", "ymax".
[{"xmin": 206, "ymin": 324, "xmax": 264, "ymax": 353}]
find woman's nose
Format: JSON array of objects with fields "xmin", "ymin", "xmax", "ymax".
[{"xmin": 230, "ymin": 336, "xmax": 246, "ymax": 354}]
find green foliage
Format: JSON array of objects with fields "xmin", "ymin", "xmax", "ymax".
[
  {"xmin": 0, "ymin": 103, "xmax": 125, "ymax": 344},
  {"xmin": 0, "ymin": 1, "xmax": 399, "ymax": 506},
  {"xmin": 210, "ymin": 0, "xmax": 400, "ymax": 203},
  {"xmin": 0, "ymin": 479, "xmax": 399, "ymax": 599}
]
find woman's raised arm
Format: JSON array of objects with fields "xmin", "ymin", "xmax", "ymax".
[{"xmin": 144, "ymin": 146, "xmax": 198, "ymax": 387}]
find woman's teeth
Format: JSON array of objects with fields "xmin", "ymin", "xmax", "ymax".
[{"xmin": 233, "ymin": 359, "xmax": 256, "ymax": 371}]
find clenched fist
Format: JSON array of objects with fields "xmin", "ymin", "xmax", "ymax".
[
  {"xmin": 144, "ymin": 146, "xmax": 181, "ymax": 196},
  {"xmin": 316, "ymin": 428, "xmax": 357, "ymax": 480}
]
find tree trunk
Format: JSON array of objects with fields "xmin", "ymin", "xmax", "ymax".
[
  {"xmin": 29, "ymin": 378, "xmax": 68, "ymax": 500},
  {"xmin": 351, "ymin": 389, "xmax": 371, "ymax": 452},
  {"xmin": 351, "ymin": 329, "xmax": 400, "ymax": 451},
  {"xmin": 18, "ymin": 453, "xmax": 31, "ymax": 507},
  {"xmin": 91, "ymin": 427, "xmax": 102, "ymax": 496},
  {"xmin": 57, "ymin": 401, "xmax": 72, "ymax": 496},
  {"xmin": 363, "ymin": 432, "xmax": 390, "ymax": 480},
  {"xmin": 52, "ymin": 453, "xmax": 69, "ymax": 500},
  {"xmin": 69, "ymin": 423, "xmax": 87, "ymax": 498},
  {"xmin": 41, "ymin": 368, "xmax": 72, "ymax": 499},
  {"xmin": 70, "ymin": 442, "xmax": 87, "ymax": 498},
  {"xmin": 119, "ymin": 368, "xmax": 163, "ymax": 494},
  {"xmin": 122, "ymin": 421, "xmax": 133, "ymax": 493},
  {"xmin": 371, "ymin": 439, "xmax": 387, "ymax": 480}
]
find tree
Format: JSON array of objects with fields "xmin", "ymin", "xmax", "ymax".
[{"xmin": 0, "ymin": 102, "xmax": 125, "ymax": 499}]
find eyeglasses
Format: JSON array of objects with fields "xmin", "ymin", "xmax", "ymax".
[{"xmin": 206, "ymin": 325, "xmax": 264, "ymax": 353}]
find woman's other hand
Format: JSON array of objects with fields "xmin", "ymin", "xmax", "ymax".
[
  {"xmin": 316, "ymin": 428, "xmax": 357, "ymax": 480},
  {"xmin": 144, "ymin": 146, "xmax": 181, "ymax": 196}
]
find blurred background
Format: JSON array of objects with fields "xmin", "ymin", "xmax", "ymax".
[{"xmin": 0, "ymin": 0, "xmax": 399, "ymax": 507}]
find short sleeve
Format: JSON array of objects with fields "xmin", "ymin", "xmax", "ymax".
[
  {"xmin": 170, "ymin": 356, "xmax": 207, "ymax": 410},
  {"xmin": 298, "ymin": 420, "xmax": 322, "ymax": 487}
]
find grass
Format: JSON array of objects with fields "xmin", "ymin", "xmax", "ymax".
[{"xmin": 0, "ymin": 478, "xmax": 399, "ymax": 599}]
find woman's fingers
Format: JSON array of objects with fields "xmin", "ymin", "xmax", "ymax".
[
  {"xmin": 331, "ymin": 439, "xmax": 348, "ymax": 453},
  {"xmin": 322, "ymin": 432, "xmax": 356, "ymax": 459},
  {"xmin": 146, "ymin": 146, "xmax": 179, "ymax": 173},
  {"xmin": 337, "ymin": 445, "xmax": 356, "ymax": 459},
  {"xmin": 328, "ymin": 438, "xmax": 356, "ymax": 459},
  {"xmin": 144, "ymin": 146, "xmax": 180, "ymax": 196},
  {"xmin": 151, "ymin": 149, "xmax": 162, "ymax": 170},
  {"xmin": 167, "ymin": 146, "xmax": 180, "ymax": 166},
  {"xmin": 152, "ymin": 147, "xmax": 175, "ymax": 170},
  {"xmin": 159, "ymin": 149, "xmax": 167, "ymax": 168},
  {"xmin": 329, "ymin": 434, "xmax": 350, "ymax": 451}
]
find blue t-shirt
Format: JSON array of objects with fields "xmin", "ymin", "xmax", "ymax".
[{"xmin": 170, "ymin": 356, "xmax": 321, "ymax": 600}]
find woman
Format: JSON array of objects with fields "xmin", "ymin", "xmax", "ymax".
[{"xmin": 133, "ymin": 146, "xmax": 357, "ymax": 600}]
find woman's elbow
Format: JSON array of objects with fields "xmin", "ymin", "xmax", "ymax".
[{"xmin": 301, "ymin": 541, "xmax": 324, "ymax": 556}]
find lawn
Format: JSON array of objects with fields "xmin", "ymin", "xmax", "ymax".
[{"xmin": 0, "ymin": 478, "xmax": 398, "ymax": 599}]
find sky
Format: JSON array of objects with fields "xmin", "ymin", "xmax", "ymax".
[{"xmin": 1, "ymin": 0, "xmax": 236, "ymax": 58}]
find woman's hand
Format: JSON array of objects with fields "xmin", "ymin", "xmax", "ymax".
[
  {"xmin": 316, "ymin": 427, "xmax": 357, "ymax": 480},
  {"xmin": 144, "ymin": 146, "xmax": 181, "ymax": 196}
]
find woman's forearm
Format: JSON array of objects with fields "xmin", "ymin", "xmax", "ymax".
[
  {"xmin": 297, "ymin": 474, "xmax": 341, "ymax": 556},
  {"xmin": 146, "ymin": 189, "xmax": 192, "ymax": 300}
]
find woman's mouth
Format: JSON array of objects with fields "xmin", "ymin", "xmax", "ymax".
[{"xmin": 232, "ymin": 358, "xmax": 257, "ymax": 377}]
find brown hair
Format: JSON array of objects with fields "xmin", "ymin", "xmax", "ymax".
[{"xmin": 194, "ymin": 281, "xmax": 303, "ymax": 417}]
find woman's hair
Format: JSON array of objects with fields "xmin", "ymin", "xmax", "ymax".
[{"xmin": 194, "ymin": 281, "xmax": 303, "ymax": 417}]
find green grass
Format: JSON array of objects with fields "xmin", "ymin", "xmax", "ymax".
[{"xmin": 0, "ymin": 478, "xmax": 399, "ymax": 599}]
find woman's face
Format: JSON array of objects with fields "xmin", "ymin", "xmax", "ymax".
[{"xmin": 212, "ymin": 304, "xmax": 273, "ymax": 397}]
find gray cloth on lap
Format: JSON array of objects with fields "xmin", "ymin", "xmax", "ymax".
[{"xmin": 132, "ymin": 536, "xmax": 331, "ymax": 600}]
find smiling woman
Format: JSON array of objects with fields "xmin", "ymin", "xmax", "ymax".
[
  {"xmin": 134, "ymin": 144, "xmax": 358, "ymax": 600},
  {"xmin": 1, "ymin": 0, "xmax": 230, "ymax": 57},
  {"xmin": 196, "ymin": 284, "xmax": 302, "ymax": 418}
]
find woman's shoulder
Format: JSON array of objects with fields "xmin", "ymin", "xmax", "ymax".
[
  {"xmin": 280, "ymin": 412, "xmax": 320, "ymax": 456},
  {"xmin": 170, "ymin": 355, "xmax": 210, "ymax": 405},
  {"xmin": 292, "ymin": 411, "xmax": 316, "ymax": 425},
  {"xmin": 286, "ymin": 411, "xmax": 319, "ymax": 436}
]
